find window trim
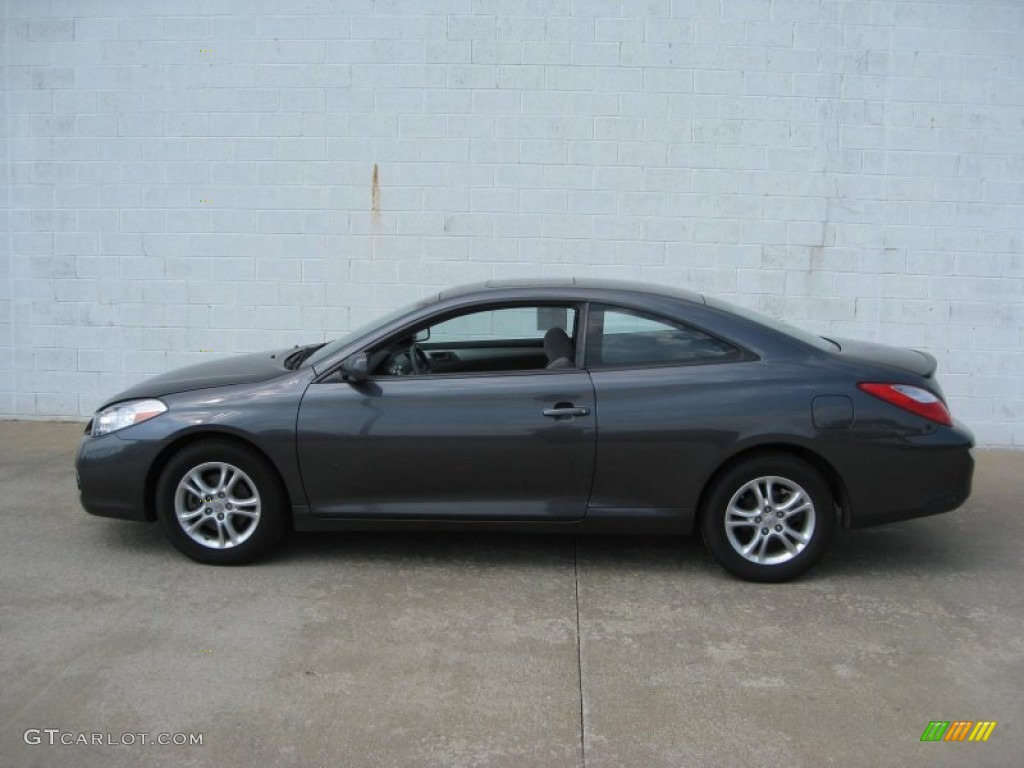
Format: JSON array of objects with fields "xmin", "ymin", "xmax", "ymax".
[{"xmin": 582, "ymin": 303, "xmax": 756, "ymax": 371}]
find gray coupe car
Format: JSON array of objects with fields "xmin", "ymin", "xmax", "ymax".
[{"xmin": 77, "ymin": 279, "xmax": 974, "ymax": 581}]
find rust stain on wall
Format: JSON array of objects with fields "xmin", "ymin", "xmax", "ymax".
[
  {"xmin": 371, "ymin": 163, "xmax": 381, "ymax": 220},
  {"xmin": 370, "ymin": 163, "xmax": 381, "ymax": 259}
]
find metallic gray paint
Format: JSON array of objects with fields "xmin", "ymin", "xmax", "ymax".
[
  {"xmin": 77, "ymin": 279, "xmax": 974, "ymax": 540},
  {"xmin": 297, "ymin": 370, "xmax": 596, "ymax": 521},
  {"xmin": 103, "ymin": 348, "xmax": 298, "ymax": 405}
]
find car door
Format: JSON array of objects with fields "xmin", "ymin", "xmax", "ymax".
[
  {"xmin": 584, "ymin": 303, "xmax": 757, "ymax": 511},
  {"xmin": 296, "ymin": 304, "xmax": 595, "ymax": 521}
]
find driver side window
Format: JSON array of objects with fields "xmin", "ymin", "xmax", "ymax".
[{"xmin": 370, "ymin": 305, "xmax": 579, "ymax": 376}]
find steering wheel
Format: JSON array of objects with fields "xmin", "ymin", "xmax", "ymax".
[{"xmin": 409, "ymin": 343, "xmax": 431, "ymax": 375}]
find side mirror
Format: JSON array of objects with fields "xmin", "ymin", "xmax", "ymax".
[{"xmin": 340, "ymin": 353, "xmax": 369, "ymax": 383}]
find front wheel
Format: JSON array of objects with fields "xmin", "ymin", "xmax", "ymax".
[
  {"xmin": 155, "ymin": 440, "xmax": 288, "ymax": 565},
  {"xmin": 701, "ymin": 454, "xmax": 836, "ymax": 582}
]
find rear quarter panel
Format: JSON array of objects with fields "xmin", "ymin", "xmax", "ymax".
[
  {"xmin": 588, "ymin": 357, "xmax": 835, "ymax": 511},
  {"xmin": 588, "ymin": 339, "xmax": 973, "ymax": 529}
]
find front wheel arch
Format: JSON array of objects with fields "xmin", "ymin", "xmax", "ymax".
[
  {"xmin": 154, "ymin": 437, "xmax": 290, "ymax": 564},
  {"xmin": 145, "ymin": 431, "xmax": 293, "ymax": 524}
]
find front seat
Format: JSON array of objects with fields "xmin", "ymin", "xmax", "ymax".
[{"xmin": 543, "ymin": 327, "xmax": 576, "ymax": 369}]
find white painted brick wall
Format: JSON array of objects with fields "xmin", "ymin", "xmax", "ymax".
[{"xmin": 2, "ymin": 0, "xmax": 1023, "ymax": 446}]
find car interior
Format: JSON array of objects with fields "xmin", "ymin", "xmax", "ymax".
[{"xmin": 369, "ymin": 305, "xmax": 580, "ymax": 376}]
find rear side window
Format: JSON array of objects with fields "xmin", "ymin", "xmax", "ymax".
[{"xmin": 586, "ymin": 305, "xmax": 739, "ymax": 367}]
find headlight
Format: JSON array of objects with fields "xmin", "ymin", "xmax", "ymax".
[{"xmin": 92, "ymin": 399, "xmax": 167, "ymax": 436}]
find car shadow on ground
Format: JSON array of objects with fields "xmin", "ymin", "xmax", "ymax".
[
  {"xmin": 823, "ymin": 523, "xmax": 979, "ymax": 577},
  {"xmin": 92, "ymin": 515, "xmax": 979, "ymax": 582}
]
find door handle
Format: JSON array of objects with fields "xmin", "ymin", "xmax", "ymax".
[{"xmin": 543, "ymin": 405, "xmax": 590, "ymax": 419}]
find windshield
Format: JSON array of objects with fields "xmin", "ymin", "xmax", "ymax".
[
  {"xmin": 705, "ymin": 297, "xmax": 839, "ymax": 352},
  {"xmin": 302, "ymin": 297, "xmax": 435, "ymax": 369}
]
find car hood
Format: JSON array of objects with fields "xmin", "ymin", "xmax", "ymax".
[
  {"xmin": 832, "ymin": 338, "xmax": 938, "ymax": 379},
  {"xmin": 101, "ymin": 349, "xmax": 293, "ymax": 406}
]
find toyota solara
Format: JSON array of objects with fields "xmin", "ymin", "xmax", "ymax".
[{"xmin": 77, "ymin": 279, "xmax": 974, "ymax": 581}]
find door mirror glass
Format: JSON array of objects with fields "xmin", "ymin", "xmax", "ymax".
[
  {"xmin": 413, "ymin": 327, "xmax": 430, "ymax": 343},
  {"xmin": 341, "ymin": 353, "xmax": 369, "ymax": 382}
]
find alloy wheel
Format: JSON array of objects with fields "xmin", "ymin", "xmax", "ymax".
[{"xmin": 173, "ymin": 461, "xmax": 262, "ymax": 549}]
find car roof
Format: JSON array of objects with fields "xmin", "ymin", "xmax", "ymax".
[{"xmin": 436, "ymin": 278, "xmax": 706, "ymax": 306}]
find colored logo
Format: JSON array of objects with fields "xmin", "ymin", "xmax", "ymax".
[{"xmin": 921, "ymin": 721, "xmax": 997, "ymax": 742}]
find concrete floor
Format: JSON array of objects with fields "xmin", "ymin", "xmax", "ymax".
[{"xmin": 0, "ymin": 420, "xmax": 1020, "ymax": 767}]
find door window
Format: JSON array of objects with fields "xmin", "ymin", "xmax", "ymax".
[
  {"xmin": 428, "ymin": 306, "xmax": 574, "ymax": 343},
  {"xmin": 371, "ymin": 304, "xmax": 579, "ymax": 376}
]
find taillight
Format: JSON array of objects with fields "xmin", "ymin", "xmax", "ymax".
[{"xmin": 857, "ymin": 383, "xmax": 952, "ymax": 426}]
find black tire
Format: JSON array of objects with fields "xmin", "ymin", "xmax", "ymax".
[
  {"xmin": 701, "ymin": 453, "xmax": 835, "ymax": 582},
  {"xmin": 155, "ymin": 440, "xmax": 288, "ymax": 565}
]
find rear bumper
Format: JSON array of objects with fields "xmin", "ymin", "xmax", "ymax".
[{"xmin": 843, "ymin": 422, "xmax": 974, "ymax": 529}]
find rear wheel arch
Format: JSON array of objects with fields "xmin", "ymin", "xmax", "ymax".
[
  {"xmin": 694, "ymin": 443, "xmax": 850, "ymax": 533},
  {"xmin": 144, "ymin": 431, "xmax": 293, "ymax": 524}
]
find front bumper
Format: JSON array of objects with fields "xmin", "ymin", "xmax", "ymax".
[{"xmin": 76, "ymin": 424, "xmax": 165, "ymax": 522}]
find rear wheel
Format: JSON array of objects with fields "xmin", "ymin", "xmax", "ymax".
[
  {"xmin": 155, "ymin": 440, "xmax": 288, "ymax": 565},
  {"xmin": 701, "ymin": 454, "xmax": 835, "ymax": 582}
]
